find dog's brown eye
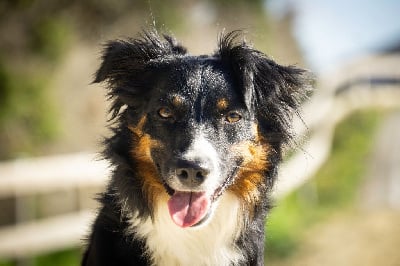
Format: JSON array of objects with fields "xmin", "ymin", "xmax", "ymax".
[
  {"xmin": 226, "ymin": 111, "xmax": 242, "ymax": 123},
  {"xmin": 158, "ymin": 107, "xmax": 174, "ymax": 119}
]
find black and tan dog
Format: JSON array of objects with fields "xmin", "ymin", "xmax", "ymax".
[{"xmin": 82, "ymin": 30, "xmax": 309, "ymax": 266}]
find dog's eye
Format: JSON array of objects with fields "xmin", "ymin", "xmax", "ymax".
[
  {"xmin": 158, "ymin": 107, "xmax": 174, "ymax": 119},
  {"xmin": 225, "ymin": 111, "xmax": 242, "ymax": 123}
]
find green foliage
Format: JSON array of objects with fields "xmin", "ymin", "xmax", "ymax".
[
  {"xmin": 0, "ymin": 260, "xmax": 13, "ymax": 266},
  {"xmin": 30, "ymin": 18, "xmax": 71, "ymax": 62},
  {"xmin": 265, "ymin": 110, "xmax": 382, "ymax": 260},
  {"xmin": 0, "ymin": 249, "xmax": 81, "ymax": 266},
  {"xmin": 0, "ymin": 7, "xmax": 74, "ymax": 159},
  {"xmin": 34, "ymin": 249, "xmax": 81, "ymax": 266},
  {"xmin": 0, "ymin": 60, "xmax": 58, "ymax": 159}
]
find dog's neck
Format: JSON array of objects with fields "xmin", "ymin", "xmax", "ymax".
[{"xmin": 128, "ymin": 192, "xmax": 245, "ymax": 266}]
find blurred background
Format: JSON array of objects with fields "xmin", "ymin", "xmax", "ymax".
[{"xmin": 0, "ymin": 0, "xmax": 399, "ymax": 265}]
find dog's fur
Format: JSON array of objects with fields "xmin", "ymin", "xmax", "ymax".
[{"xmin": 82, "ymin": 30, "xmax": 309, "ymax": 266}]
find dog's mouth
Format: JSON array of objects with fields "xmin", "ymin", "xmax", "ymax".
[
  {"xmin": 167, "ymin": 191, "xmax": 211, "ymax": 228},
  {"xmin": 162, "ymin": 167, "xmax": 238, "ymax": 228}
]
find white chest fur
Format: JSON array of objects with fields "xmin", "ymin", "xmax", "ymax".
[{"xmin": 130, "ymin": 192, "xmax": 244, "ymax": 266}]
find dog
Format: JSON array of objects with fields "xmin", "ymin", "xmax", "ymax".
[{"xmin": 82, "ymin": 30, "xmax": 309, "ymax": 266}]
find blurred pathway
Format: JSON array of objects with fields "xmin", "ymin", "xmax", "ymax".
[{"xmin": 358, "ymin": 111, "xmax": 400, "ymax": 210}]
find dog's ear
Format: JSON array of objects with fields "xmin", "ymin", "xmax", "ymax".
[
  {"xmin": 218, "ymin": 31, "xmax": 311, "ymax": 144},
  {"xmin": 94, "ymin": 31, "xmax": 187, "ymax": 119}
]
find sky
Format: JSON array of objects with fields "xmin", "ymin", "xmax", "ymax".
[{"xmin": 265, "ymin": 0, "xmax": 400, "ymax": 74}]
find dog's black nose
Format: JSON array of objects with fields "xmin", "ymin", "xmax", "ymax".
[{"xmin": 176, "ymin": 160, "xmax": 210, "ymax": 187}]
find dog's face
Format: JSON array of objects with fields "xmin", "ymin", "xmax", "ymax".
[
  {"xmin": 95, "ymin": 31, "xmax": 309, "ymax": 228},
  {"xmin": 147, "ymin": 58, "xmax": 253, "ymax": 188},
  {"xmin": 137, "ymin": 58, "xmax": 265, "ymax": 227}
]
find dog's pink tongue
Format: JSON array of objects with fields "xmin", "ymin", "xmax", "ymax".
[{"xmin": 167, "ymin": 191, "xmax": 210, "ymax": 228}]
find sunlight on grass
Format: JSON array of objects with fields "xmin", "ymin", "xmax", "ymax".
[
  {"xmin": 34, "ymin": 249, "xmax": 81, "ymax": 266},
  {"xmin": 0, "ymin": 249, "xmax": 81, "ymax": 266}
]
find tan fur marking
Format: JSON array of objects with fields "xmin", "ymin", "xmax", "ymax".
[
  {"xmin": 228, "ymin": 130, "xmax": 269, "ymax": 212},
  {"xmin": 129, "ymin": 116, "xmax": 166, "ymax": 211},
  {"xmin": 216, "ymin": 98, "xmax": 229, "ymax": 111},
  {"xmin": 128, "ymin": 116, "xmax": 147, "ymax": 137},
  {"xmin": 172, "ymin": 95, "xmax": 184, "ymax": 108}
]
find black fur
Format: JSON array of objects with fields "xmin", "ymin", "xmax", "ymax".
[{"xmin": 82, "ymin": 30, "xmax": 310, "ymax": 266}]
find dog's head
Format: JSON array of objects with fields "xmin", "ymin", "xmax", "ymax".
[{"xmin": 95, "ymin": 31, "xmax": 309, "ymax": 228}]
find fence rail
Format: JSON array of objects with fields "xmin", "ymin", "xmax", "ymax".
[
  {"xmin": 0, "ymin": 153, "xmax": 109, "ymax": 198},
  {"xmin": 274, "ymin": 85, "xmax": 400, "ymax": 198},
  {"xmin": 0, "ymin": 211, "xmax": 94, "ymax": 258}
]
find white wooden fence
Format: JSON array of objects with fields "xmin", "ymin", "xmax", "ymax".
[
  {"xmin": 0, "ymin": 79, "xmax": 399, "ymax": 259},
  {"xmin": 0, "ymin": 153, "xmax": 109, "ymax": 258}
]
